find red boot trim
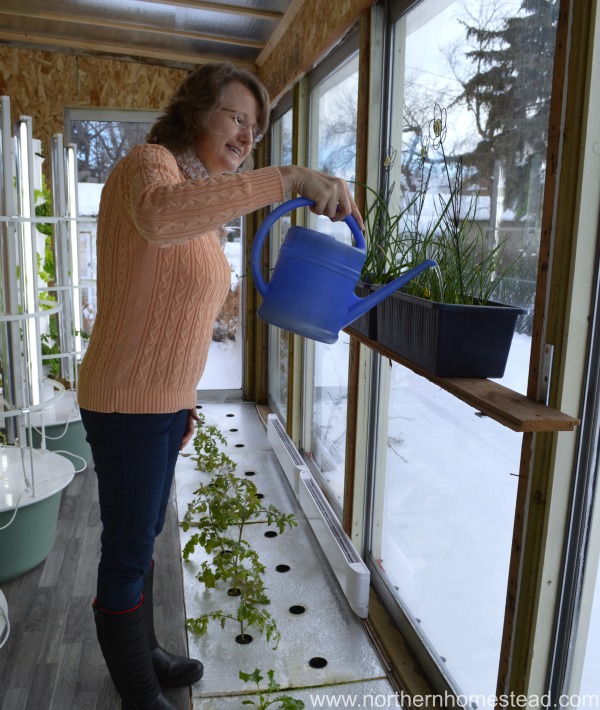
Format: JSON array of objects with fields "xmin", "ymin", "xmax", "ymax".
[{"xmin": 93, "ymin": 594, "xmax": 144, "ymax": 614}]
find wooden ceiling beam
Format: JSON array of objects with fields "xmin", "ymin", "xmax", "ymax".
[{"xmin": 256, "ymin": 0, "xmax": 305, "ymax": 66}]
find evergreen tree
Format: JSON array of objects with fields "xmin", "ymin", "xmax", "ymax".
[{"xmin": 455, "ymin": 0, "xmax": 559, "ymax": 215}]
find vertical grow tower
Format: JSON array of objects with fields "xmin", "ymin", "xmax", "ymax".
[{"xmin": 0, "ymin": 96, "xmax": 75, "ymax": 582}]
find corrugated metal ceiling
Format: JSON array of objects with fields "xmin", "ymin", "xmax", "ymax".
[{"xmin": 0, "ymin": 0, "xmax": 302, "ymax": 70}]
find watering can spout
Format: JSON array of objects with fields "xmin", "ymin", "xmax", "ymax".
[{"xmin": 346, "ymin": 259, "xmax": 438, "ymax": 325}]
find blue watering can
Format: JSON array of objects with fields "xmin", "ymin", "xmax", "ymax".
[{"xmin": 251, "ymin": 197, "xmax": 437, "ymax": 344}]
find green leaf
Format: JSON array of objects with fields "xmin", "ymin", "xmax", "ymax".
[
  {"xmin": 279, "ymin": 697, "xmax": 305, "ymax": 709},
  {"xmin": 198, "ymin": 566, "xmax": 216, "ymax": 588},
  {"xmin": 185, "ymin": 615, "xmax": 209, "ymax": 635},
  {"xmin": 266, "ymin": 669, "xmax": 280, "ymax": 692},
  {"xmin": 239, "ymin": 669, "xmax": 263, "ymax": 684}
]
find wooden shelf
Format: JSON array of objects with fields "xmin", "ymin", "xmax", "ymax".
[{"xmin": 344, "ymin": 327, "xmax": 580, "ymax": 433}]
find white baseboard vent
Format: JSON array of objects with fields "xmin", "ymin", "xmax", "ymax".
[
  {"xmin": 267, "ymin": 414, "xmax": 308, "ymax": 496},
  {"xmin": 266, "ymin": 414, "xmax": 369, "ymax": 619},
  {"xmin": 298, "ymin": 471, "xmax": 370, "ymax": 618}
]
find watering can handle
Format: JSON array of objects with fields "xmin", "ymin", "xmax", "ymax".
[{"xmin": 251, "ymin": 197, "xmax": 365, "ymax": 297}]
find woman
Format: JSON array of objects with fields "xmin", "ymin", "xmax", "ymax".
[{"xmin": 78, "ymin": 61, "xmax": 362, "ymax": 709}]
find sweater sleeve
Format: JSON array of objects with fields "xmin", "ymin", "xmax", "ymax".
[{"xmin": 118, "ymin": 144, "xmax": 285, "ymax": 246}]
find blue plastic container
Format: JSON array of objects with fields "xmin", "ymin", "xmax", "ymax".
[{"xmin": 251, "ymin": 198, "xmax": 436, "ymax": 344}]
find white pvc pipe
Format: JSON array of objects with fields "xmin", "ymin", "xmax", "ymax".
[
  {"xmin": 15, "ymin": 117, "xmax": 42, "ymax": 408},
  {"xmin": 66, "ymin": 144, "xmax": 83, "ymax": 370}
]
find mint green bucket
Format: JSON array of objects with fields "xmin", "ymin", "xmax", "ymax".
[
  {"xmin": 0, "ymin": 492, "xmax": 62, "ymax": 582},
  {"xmin": 0, "ymin": 447, "xmax": 75, "ymax": 582}
]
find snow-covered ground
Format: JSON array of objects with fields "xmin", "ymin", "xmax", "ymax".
[
  {"xmin": 581, "ymin": 565, "xmax": 600, "ymax": 699},
  {"xmin": 379, "ymin": 339, "xmax": 526, "ymax": 698},
  {"xmin": 198, "ymin": 240, "xmax": 243, "ymax": 391},
  {"xmin": 201, "ymin": 338, "xmax": 242, "ymax": 390}
]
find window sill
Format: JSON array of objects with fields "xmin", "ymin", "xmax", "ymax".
[{"xmin": 345, "ymin": 327, "xmax": 580, "ymax": 433}]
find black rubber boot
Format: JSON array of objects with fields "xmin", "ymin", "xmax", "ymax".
[
  {"xmin": 144, "ymin": 561, "xmax": 204, "ymax": 687},
  {"xmin": 93, "ymin": 597, "xmax": 177, "ymax": 710}
]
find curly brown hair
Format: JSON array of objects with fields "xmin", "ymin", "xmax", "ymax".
[{"xmin": 146, "ymin": 62, "xmax": 270, "ymax": 171}]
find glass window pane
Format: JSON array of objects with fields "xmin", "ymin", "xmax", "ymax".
[
  {"xmin": 71, "ymin": 119, "xmax": 153, "ymax": 183},
  {"xmin": 580, "ymin": 556, "xmax": 600, "ymax": 697},
  {"xmin": 268, "ymin": 109, "xmax": 294, "ymax": 419},
  {"xmin": 200, "ymin": 217, "xmax": 243, "ymax": 391},
  {"xmin": 69, "ymin": 117, "xmax": 155, "ymax": 340},
  {"xmin": 304, "ymin": 337, "xmax": 352, "ymax": 504},
  {"xmin": 389, "ymin": 0, "xmax": 558, "ymax": 394},
  {"xmin": 372, "ymin": 364, "xmax": 521, "ymax": 695},
  {"xmin": 368, "ymin": 0, "xmax": 559, "ymax": 696},
  {"xmin": 303, "ymin": 53, "xmax": 359, "ymax": 510}
]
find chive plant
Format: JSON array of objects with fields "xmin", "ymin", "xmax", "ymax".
[{"xmin": 359, "ymin": 105, "xmax": 524, "ymax": 306}]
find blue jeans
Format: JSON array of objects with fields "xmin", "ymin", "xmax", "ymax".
[{"xmin": 80, "ymin": 408, "xmax": 188, "ymax": 611}]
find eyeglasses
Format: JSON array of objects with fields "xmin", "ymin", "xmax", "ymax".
[{"xmin": 220, "ymin": 107, "xmax": 263, "ymax": 144}]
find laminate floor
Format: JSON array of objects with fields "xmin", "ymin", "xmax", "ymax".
[
  {"xmin": 0, "ymin": 401, "xmax": 399, "ymax": 709},
  {"xmin": 0, "ymin": 464, "xmax": 191, "ymax": 710}
]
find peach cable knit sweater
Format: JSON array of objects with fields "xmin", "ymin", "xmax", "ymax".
[{"xmin": 77, "ymin": 144, "xmax": 284, "ymax": 413}]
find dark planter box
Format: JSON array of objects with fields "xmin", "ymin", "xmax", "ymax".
[
  {"xmin": 376, "ymin": 290, "xmax": 526, "ymax": 378},
  {"xmin": 350, "ymin": 281, "xmax": 378, "ymax": 340}
]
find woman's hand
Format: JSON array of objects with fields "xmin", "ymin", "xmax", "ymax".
[
  {"xmin": 179, "ymin": 407, "xmax": 200, "ymax": 451},
  {"xmin": 279, "ymin": 165, "xmax": 364, "ymax": 231}
]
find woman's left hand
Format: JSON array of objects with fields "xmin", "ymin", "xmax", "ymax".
[{"xmin": 180, "ymin": 407, "xmax": 200, "ymax": 450}]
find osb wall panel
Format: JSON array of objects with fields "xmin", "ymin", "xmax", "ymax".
[
  {"xmin": 258, "ymin": 0, "xmax": 374, "ymax": 103},
  {"xmin": 0, "ymin": 47, "xmax": 186, "ymax": 158}
]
